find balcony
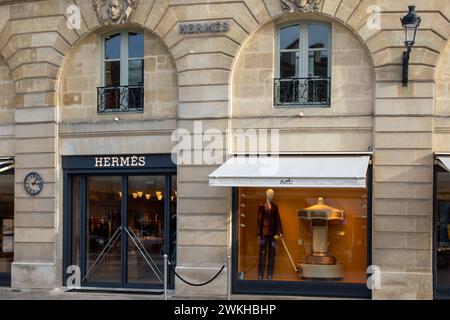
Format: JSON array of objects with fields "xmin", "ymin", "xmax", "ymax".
[
  {"xmin": 97, "ymin": 85, "xmax": 144, "ymax": 113},
  {"xmin": 274, "ymin": 77, "xmax": 331, "ymax": 107}
]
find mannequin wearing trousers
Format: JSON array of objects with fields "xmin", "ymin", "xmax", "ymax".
[{"xmin": 257, "ymin": 189, "xmax": 283, "ymax": 280}]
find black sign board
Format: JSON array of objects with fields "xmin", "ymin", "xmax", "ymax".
[{"xmin": 62, "ymin": 154, "xmax": 176, "ymax": 172}]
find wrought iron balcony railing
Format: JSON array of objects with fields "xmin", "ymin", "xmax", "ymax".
[
  {"xmin": 97, "ymin": 85, "xmax": 144, "ymax": 113},
  {"xmin": 274, "ymin": 77, "xmax": 331, "ymax": 106}
]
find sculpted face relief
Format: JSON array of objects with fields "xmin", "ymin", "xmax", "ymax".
[{"xmin": 108, "ymin": 0, "xmax": 122, "ymax": 21}]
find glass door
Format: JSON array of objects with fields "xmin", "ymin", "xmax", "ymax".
[
  {"xmin": 126, "ymin": 176, "xmax": 166, "ymax": 285},
  {"xmin": 70, "ymin": 174, "xmax": 176, "ymax": 289},
  {"xmin": 84, "ymin": 176, "xmax": 122, "ymax": 286}
]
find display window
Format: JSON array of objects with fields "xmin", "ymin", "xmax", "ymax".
[{"xmin": 234, "ymin": 186, "xmax": 370, "ymax": 297}]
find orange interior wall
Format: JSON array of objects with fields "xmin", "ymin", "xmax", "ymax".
[{"xmin": 238, "ymin": 187, "xmax": 368, "ymax": 283}]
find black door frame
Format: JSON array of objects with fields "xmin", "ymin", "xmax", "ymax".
[
  {"xmin": 62, "ymin": 154, "xmax": 176, "ymax": 290},
  {"xmin": 230, "ymin": 165, "xmax": 373, "ymax": 299}
]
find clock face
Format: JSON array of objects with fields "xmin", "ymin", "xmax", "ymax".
[{"xmin": 24, "ymin": 172, "xmax": 44, "ymax": 196}]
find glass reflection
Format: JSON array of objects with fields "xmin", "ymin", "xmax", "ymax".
[
  {"xmin": 280, "ymin": 52, "xmax": 298, "ymax": 78},
  {"xmin": 128, "ymin": 32, "xmax": 144, "ymax": 58},
  {"xmin": 105, "ymin": 33, "xmax": 121, "ymax": 60},
  {"xmin": 85, "ymin": 176, "xmax": 122, "ymax": 284},
  {"xmin": 280, "ymin": 25, "xmax": 300, "ymax": 50},
  {"xmin": 308, "ymin": 24, "xmax": 329, "ymax": 49},
  {"xmin": 127, "ymin": 176, "xmax": 165, "ymax": 284},
  {"xmin": 128, "ymin": 60, "xmax": 143, "ymax": 85},
  {"xmin": 308, "ymin": 50, "xmax": 328, "ymax": 77},
  {"xmin": 105, "ymin": 61, "xmax": 121, "ymax": 87}
]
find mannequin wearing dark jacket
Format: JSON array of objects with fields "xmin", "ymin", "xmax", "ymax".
[{"xmin": 257, "ymin": 197, "xmax": 283, "ymax": 280}]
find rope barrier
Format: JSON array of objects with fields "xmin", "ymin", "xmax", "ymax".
[{"xmin": 168, "ymin": 261, "xmax": 225, "ymax": 287}]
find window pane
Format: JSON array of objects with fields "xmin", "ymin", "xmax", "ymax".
[
  {"xmin": 105, "ymin": 61, "xmax": 121, "ymax": 87},
  {"xmin": 128, "ymin": 60, "xmax": 144, "ymax": 86},
  {"xmin": 127, "ymin": 176, "xmax": 166, "ymax": 285},
  {"xmin": 85, "ymin": 176, "xmax": 122, "ymax": 283},
  {"xmin": 105, "ymin": 33, "xmax": 121, "ymax": 60},
  {"xmin": 280, "ymin": 25, "xmax": 300, "ymax": 50},
  {"xmin": 129, "ymin": 32, "xmax": 144, "ymax": 58},
  {"xmin": 280, "ymin": 52, "xmax": 297, "ymax": 78},
  {"xmin": 308, "ymin": 50, "xmax": 328, "ymax": 77},
  {"xmin": 237, "ymin": 187, "xmax": 368, "ymax": 283},
  {"xmin": 309, "ymin": 24, "xmax": 329, "ymax": 49}
]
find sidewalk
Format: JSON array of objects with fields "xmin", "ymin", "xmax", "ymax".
[
  {"xmin": 0, "ymin": 288, "xmax": 164, "ymax": 300},
  {"xmin": 0, "ymin": 287, "xmax": 342, "ymax": 300}
]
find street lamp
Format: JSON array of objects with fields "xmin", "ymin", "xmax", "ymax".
[{"xmin": 401, "ymin": 5, "xmax": 421, "ymax": 86}]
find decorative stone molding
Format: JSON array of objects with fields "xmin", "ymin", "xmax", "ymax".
[
  {"xmin": 92, "ymin": 0, "xmax": 137, "ymax": 25},
  {"xmin": 280, "ymin": 0, "xmax": 323, "ymax": 13}
]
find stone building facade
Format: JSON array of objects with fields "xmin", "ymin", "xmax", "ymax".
[{"xmin": 0, "ymin": 0, "xmax": 449, "ymax": 300}]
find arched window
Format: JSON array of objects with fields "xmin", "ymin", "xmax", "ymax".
[
  {"xmin": 98, "ymin": 30, "xmax": 144, "ymax": 113},
  {"xmin": 275, "ymin": 22, "xmax": 331, "ymax": 106}
]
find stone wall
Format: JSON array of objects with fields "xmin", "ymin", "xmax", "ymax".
[
  {"xmin": 435, "ymin": 41, "xmax": 450, "ymax": 152},
  {"xmin": 0, "ymin": 0, "xmax": 448, "ymax": 299}
]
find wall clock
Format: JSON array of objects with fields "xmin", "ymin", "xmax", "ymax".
[{"xmin": 24, "ymin": 172, "xmax": 44, "ymax": 196}]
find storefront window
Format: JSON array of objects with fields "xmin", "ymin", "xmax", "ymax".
[
  {"xmin": 237, "ymin": 187, "xmax": 368, "ymax": 284},
  {"xmin": 0, "ymin": 172, "xmax": 14, "ymax": 281},
  {"xmin": 66, "ymin": 172, "xmax": 176, "ymax": 289}
]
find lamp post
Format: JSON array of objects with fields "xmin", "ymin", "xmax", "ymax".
[{"xmin": 401, "ymin": 5, "xmax": 421, "ymax": 86}]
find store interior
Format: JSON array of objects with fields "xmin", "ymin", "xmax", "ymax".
[{"xmin": 237, "ymin": 187, "xmax": 368, "ymax": 284}]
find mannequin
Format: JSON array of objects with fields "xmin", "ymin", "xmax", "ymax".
[{"xmin": 257, "ymin": 189, "xmax": 283, "ymax": 280}]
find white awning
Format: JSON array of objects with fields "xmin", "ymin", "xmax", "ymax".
[
  {"xmin": 437, "ymin": 156, "xmax": 450, "ymax": 172},
  {"xmin": 209, "ymin": 155, "xmax": 370, "ymax": 188},
  {"xmin": 0, "ymin": 158, "xmax": 14, "ymax": 173}
]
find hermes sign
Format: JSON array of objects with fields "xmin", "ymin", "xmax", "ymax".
[
  {"xmin": 62, "ymin": 154, "xmax": 176, "ymax": 171},
  {"xmin": 95, "ymin": 156, "xmax": 145, "ymax": 168},
  {"xmin": 179, "ymin": 21, "xmax": 230, "ymax": 34},
  {"xmin": 280, "ymin": 178, "xmax": 294, "ymax": 185}
]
